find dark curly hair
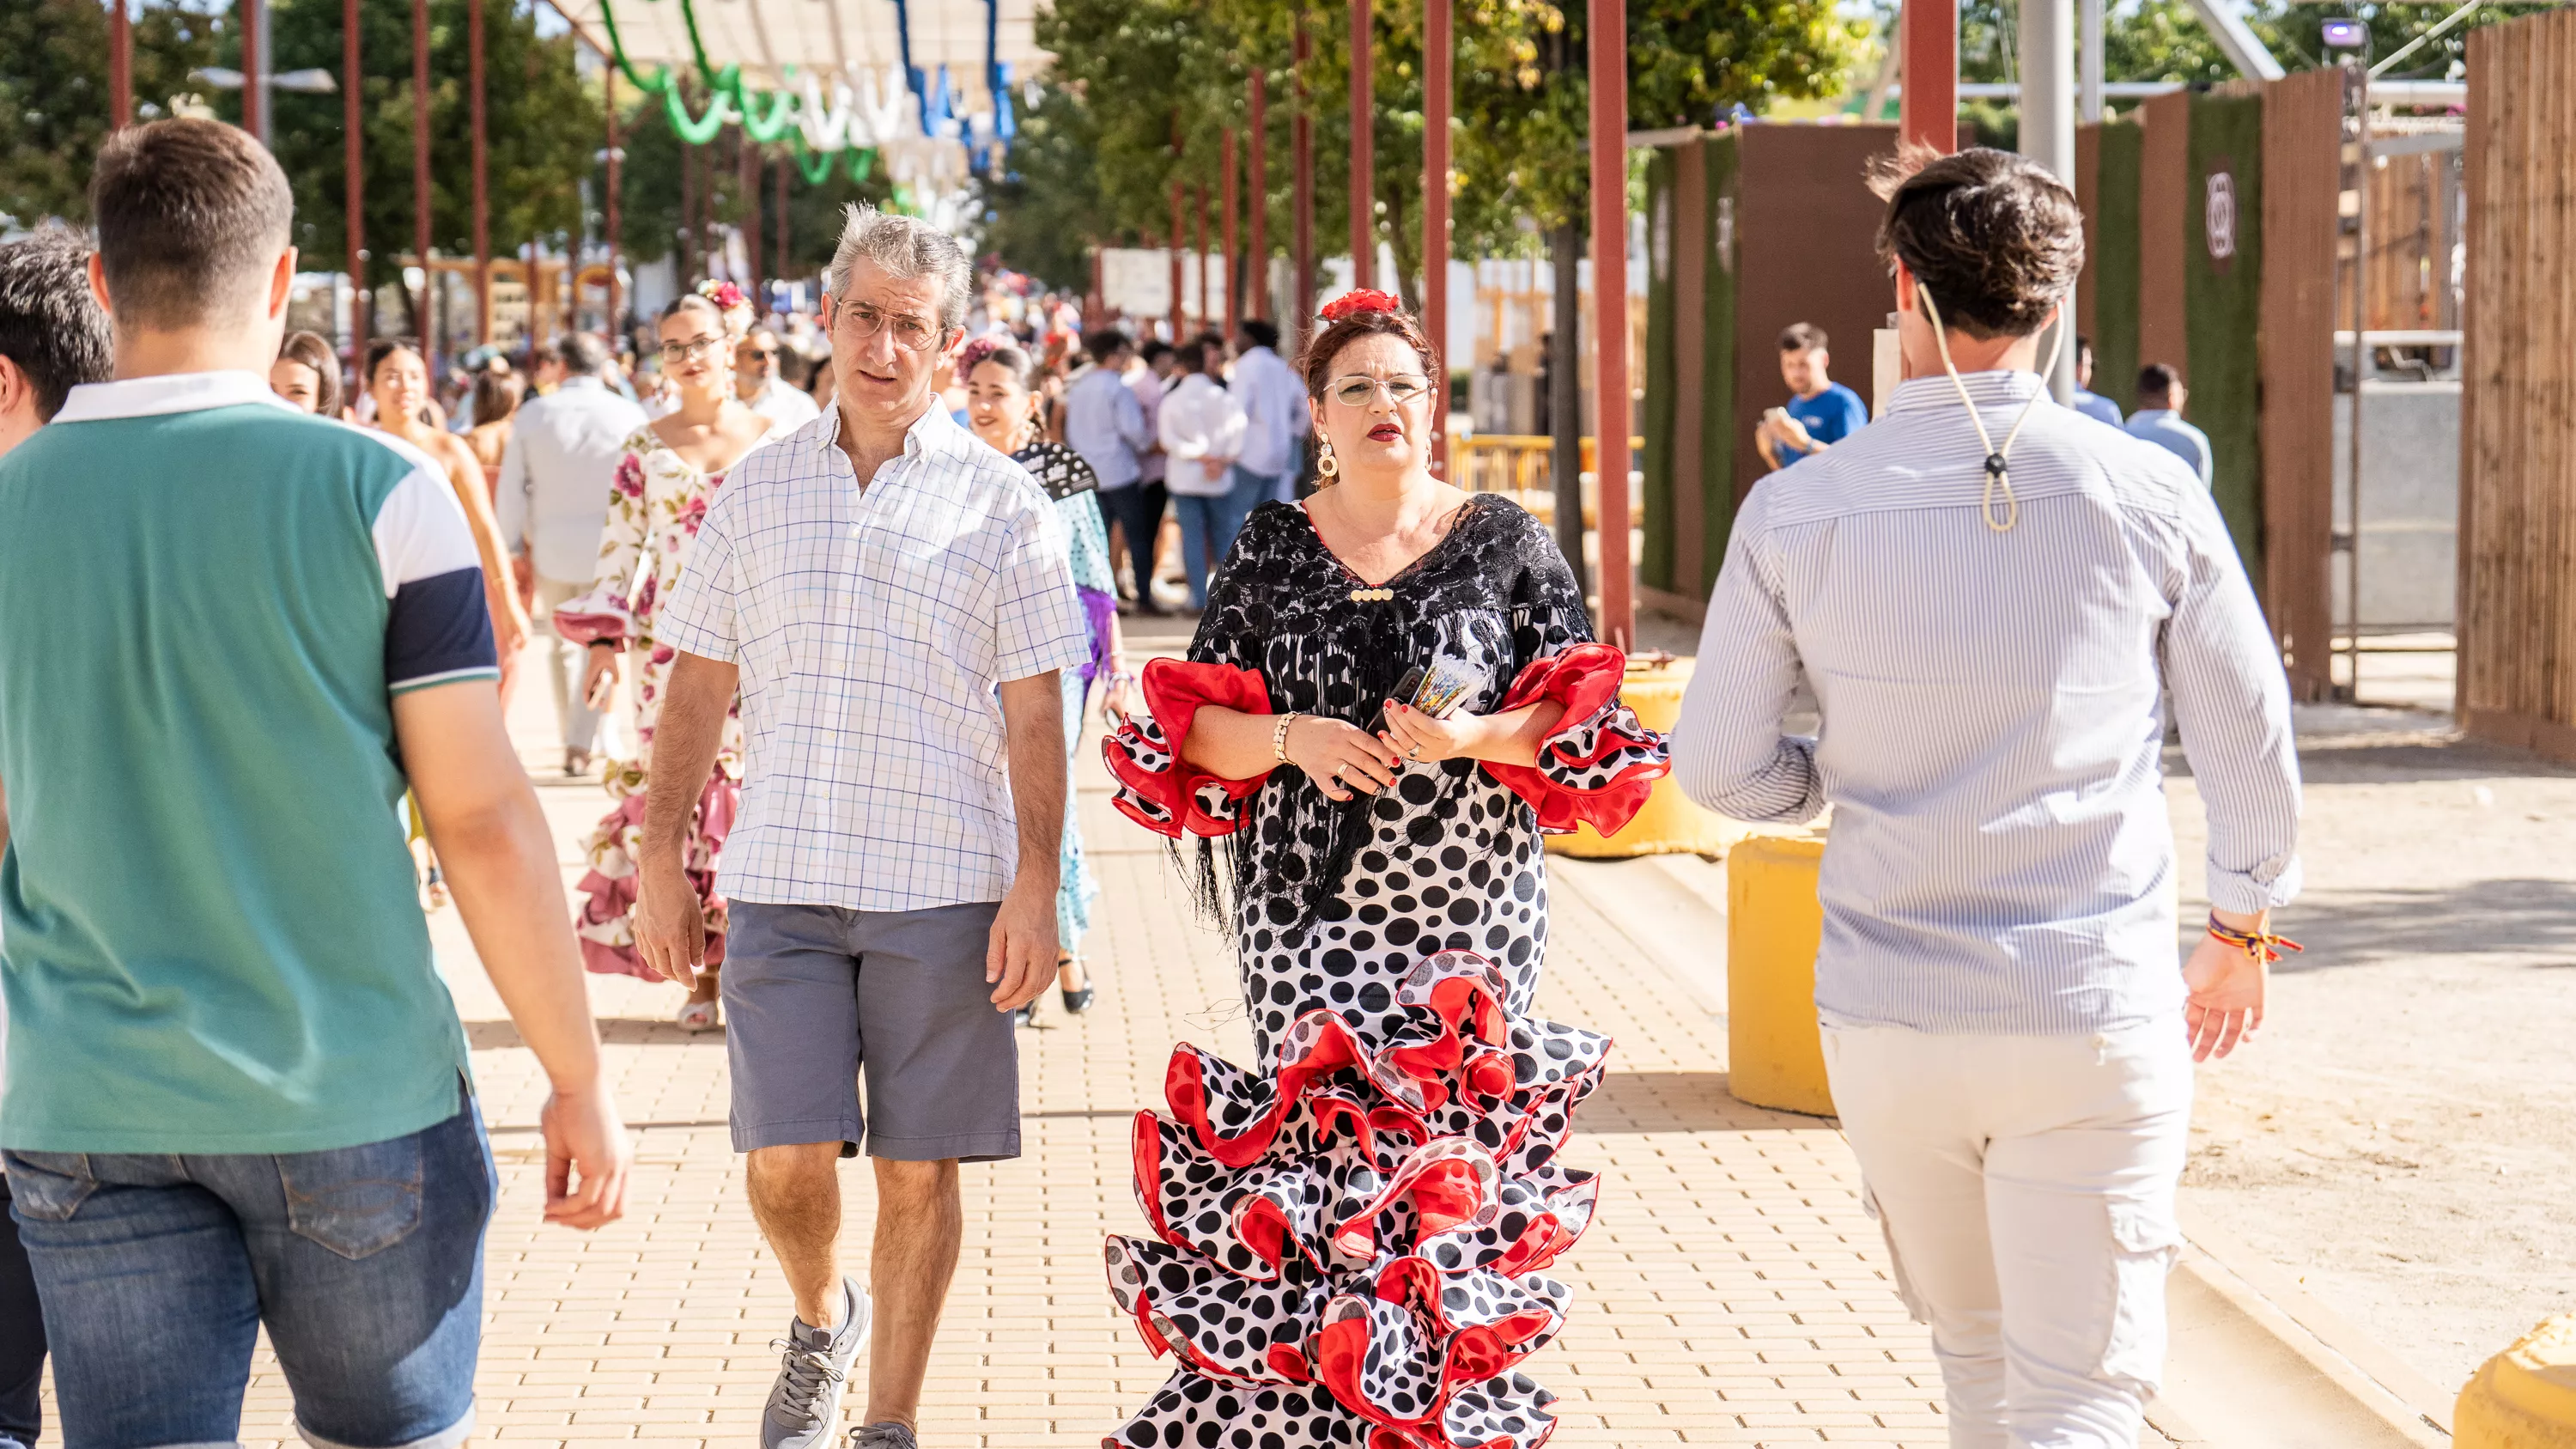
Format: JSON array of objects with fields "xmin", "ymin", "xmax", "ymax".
[
  {"xmin": 1871, "ymin": 145, "xmax": 2084, "ymax": 340},
  {"xmin": 1297, "ymin": 304, "xmax": 1441, "ymax": 400}
]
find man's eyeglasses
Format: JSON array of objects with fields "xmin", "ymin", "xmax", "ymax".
[
  {"xmin": 1327, "ymin": 374, "xmax": 1434, "ymax": 408},
  {"xmin": 838, "ymin": 301, "xmax": 946, "ymax": 353},
  {"xmin": 659, "ymin": 334, "xmax": 727, "ymax": 364}
]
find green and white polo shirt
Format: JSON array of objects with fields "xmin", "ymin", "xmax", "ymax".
[{"xmin": 0, "ymin": 371, "xmax": 498, "ymax": 1154}]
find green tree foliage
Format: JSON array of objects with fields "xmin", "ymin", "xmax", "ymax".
[
  {"xmin": 1012, "ymin": 0, "xmax": 1861, "ymax": 295},
  {"xmin": 0, "ymin": 0, "xmax": 220, "ymax": 227}
]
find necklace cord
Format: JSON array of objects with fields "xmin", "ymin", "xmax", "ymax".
[{"xmin": 1916, "ymin": 283, "xmax": 2069, "ymax": 533}]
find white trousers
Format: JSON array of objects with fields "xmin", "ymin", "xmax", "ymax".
[
  {"xmin": 1820, "ymin": 1018, "xmax": 2194, "ymax": 1449},
  {"xmin": 533, "ymin": 575, "xmax": 619, "ymax": 758}
]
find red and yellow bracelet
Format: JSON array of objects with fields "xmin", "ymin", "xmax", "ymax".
[{"xmin": 2208, "ymin": 915, "xmax": 2303, "ymax": 964}]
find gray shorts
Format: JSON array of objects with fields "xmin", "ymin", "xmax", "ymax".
[{"xmin": 722, "ymin": 900, "xmax": 1020, "ymax": 1161}]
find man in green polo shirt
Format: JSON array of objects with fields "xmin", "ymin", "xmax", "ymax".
[{"xmin": 0, "ymin": 119, "xmax": 632, "ymax": 1449}]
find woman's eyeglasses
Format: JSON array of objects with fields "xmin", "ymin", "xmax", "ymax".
[
  {"xmin": 1327, "ymin": 374, "xmax": 1433, "ymax": 408},
  {"xmin": 659, "ymin": 334, "xmax": 728, "ymax": 364},
  {"xmin": 839, "ymin": 301, "xmax": 945, "ymax": 352}
]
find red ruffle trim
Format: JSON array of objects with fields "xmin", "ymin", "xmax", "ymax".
[
  {"xmin": 1101, "ymin": 658, "xmax": 1273, "ymax": 838},
  {"xmin": 571, "ymin": 769, "xmax": 738, "ymax": 979},
  {"xmin": 1478, "ymin": 642, "xmax": 1669, "ymax": 836}
]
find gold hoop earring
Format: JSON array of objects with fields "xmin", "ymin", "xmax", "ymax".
[{"xmin": 1315, "ymin": 439, "xmax": 1339, "ymax": 479}]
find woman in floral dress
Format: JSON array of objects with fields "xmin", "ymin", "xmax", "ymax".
[
  {"xmin": 961, "ymin": 338, "xmax": 1145, "ymax": 1022},
  {"xmin": 554, "ymin": 283, "xmax": 778, "ymax": 1029},
  {"xmin": 1099, "ymin": 294, "xmax": 1669, "ymax": 1449}
]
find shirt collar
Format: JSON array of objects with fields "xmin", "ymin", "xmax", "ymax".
[
  {"xmin": 52, "ymin": 370, "xmax": 303, "ymax": 423},
  {"xmin": 811, "ymin": 393, "xmax": 955, "ymax": 462},
  {"xmin": 558, "ymin": 375, "xmax": 605, "ymax": 393},
  {"xmin": 1886, "ymin": 369, "xmax": 2050, "ymax": 416}
]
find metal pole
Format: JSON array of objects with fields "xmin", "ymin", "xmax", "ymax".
[
  {"xmin": 1348, "ymin": 0, "xmax": 1373, "ymax": 289},
  {"xmin": 243, "ymin": 0, "xmax": 268, "ymax": 144},
  {"xmin": 1222, "ymin": 127, "xmax": 1240, "ymax": 339},
  {"xmin": 2080, "ymin": 0, "xmax": 2105, "ymax": 123},
  {"xmin": 1425, "ymin": 0, "xmax": 1450, "ymax": 478},
  {"xmin": 471, "ymin": 0, "xmax": 491, "ymax": 345},
  {"xmin": 413, "ymin": 0, "xmax": 433, "ymax": 350},
  {"xmin": 2019, "ymin": 0, "xmax": 2076, "ymax": 402},
  {"xmin": 2342, "ymin": 59, "xmax": 2371, "ymax": 701},
  {"xmin": 1900, "ymin": 0, "xmax": 1959, "ymax": 154},
  {"xmin": 1587, "ymin": 0, "xmax": 1631, "ymax": 649},
  {"xmin": 344, "ymin": 0, "xmax": 365, "ymax": 349},
  {"xmin": 1194, "ymin": 183, "xmax": 1210, "ymax": 333},
  {"xmin": 1248, "ymin": 70, "xmax": 1267, "ymax": 322},
  {"xmin": 1292, "ymin": 12, "xmax": 1315, "ymax": 340},
  {"xmin": 110, "ymin": 0, "xmax": 133, "ymax": 129},
  {"xmin": 744, "ymin": 137, "xmax": 763, "ymax": 312},
  {"xmin": 606, "ymin": 69, "xmax": 623, "ymax": 338},
  {"xmin": 775, "ymin": 151, "xmax": 788, "ymax": 295},
  {"xmin": 1168, "ymin": 181, "xmax": 1185, "ymax": 342}
]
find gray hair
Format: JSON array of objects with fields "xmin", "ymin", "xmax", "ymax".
[{"xmin": 825, "ymin": 204, "xmax": 974, "ymax": 332}]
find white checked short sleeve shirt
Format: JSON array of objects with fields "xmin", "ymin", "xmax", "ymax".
[{"xmin": 655, "ymin": 399, "xmax": 1091, "ymax": 911}]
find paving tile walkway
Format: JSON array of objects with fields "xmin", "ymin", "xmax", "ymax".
[{"xmin": 76, "ymin": 685, "xmax": 1959, "ymax": 1448}]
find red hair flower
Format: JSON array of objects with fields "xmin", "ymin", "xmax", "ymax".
[
  {"xmin": 698, "ymin": 280, "xmax": 748, "ymax": 312},
  {"xmin": 1321, "ymin": 289, "xmax": 1403, "ymax": 323}
]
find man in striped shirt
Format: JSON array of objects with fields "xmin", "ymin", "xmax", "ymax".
[{"xmin": 1674, "ymin": 149, "xmax": 2300, "ymax": 1446}]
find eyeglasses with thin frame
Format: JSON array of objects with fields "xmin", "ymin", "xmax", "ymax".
[
  {"xmin": 836, "ymin": 300, "xmax": 947, "ymax": 353},
  {"xmin": 1326, "ymin": 373, "xmax": 1434, "ymax": 409},
  {"xmin": 659, "ymin": 334, "xmax": 728, "ymax": 364}
]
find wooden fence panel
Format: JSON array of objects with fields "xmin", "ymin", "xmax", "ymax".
[
  {"xmin": 2262, "ymin": 69, "xmax": 2342, "ymax": 702},
  {"xmin": 2462, "ymin": 8, "xmax": 2576, "ymax": 760}
]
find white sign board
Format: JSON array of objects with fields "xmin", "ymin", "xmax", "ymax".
[{"xmin": 1098, "ymin": 247, "xmax": 1229, "ymax": 324}]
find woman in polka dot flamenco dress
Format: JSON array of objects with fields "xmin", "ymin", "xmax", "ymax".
[{"xmin": 1099, "ymin": 293, "xmax": 1669, "ymax": 1449}]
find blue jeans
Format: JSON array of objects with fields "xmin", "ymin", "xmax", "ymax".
[
  {"xmin": 1174, "ymin": 466, "xmax": 1281, "ymax": 608},
  {"xmin": 5, "ymin": 1097, "xmax": 495, "ymax": 1449}
]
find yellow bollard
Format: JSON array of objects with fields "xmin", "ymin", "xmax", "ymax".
[
  {"xmin": 1551, "ymin": 656, "xmax": 1753, "ymax": 859},
  {"xmin": 2458, "ymin": 1318, "xmax": 2576, "ymax": 1448},
  {"xmin": 1724, "ymin": 835, "xmax": 1835, "ymax": 1117}
]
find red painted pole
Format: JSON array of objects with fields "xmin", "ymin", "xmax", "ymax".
[
  {"xmin": 109, "ymin": 0, "xmax": 132, "ymax": 129},
  {"xmin": 1247, "ymin": 70, "xmax": 1267, "ymax": 322},
  {"xmin": 412, "ymin": 0, "xmax": 433, "ymax": 354},
  {"xmin": 1425, "ymin": 0, "xmax": 1449, "ymax": 478},
  {"xmin": 1168, "ymin": 185, "xmax": 1185, "ymax": 342},
  {"xmin": 343, "ymin": 0, "xmax": 365, "ymax": 350},
  {"xmin": 1347, "ymin": 0, "xmax": 1372, "ymax": 289},
  {"xmin": 605, "ymin": 70, "xmax": 623, "ymax": 338},
  {"xmin": 744, "ymin": 138, "xmax": 764, "ymax": 311},
  {"xmin": 1193, "ymin": 184, "xmax": 1210, "ymax": 332},
  {"xmin": 1587, "ymin": 0, "xmax": 1631, "ymax": 649},
  {"xmin": 1901, "ymin": 0, "xmax": 1959, "ymax": 154},
  {"xmin": 1221, "ymin": 127, "xmax": 1239, "ymax": 339},
  {"xmin": 1292, "ymin": 13, "xmax": 1315, "ymax": 339},
  {"xmin": 774, "ymin": 155, "xmax": 788, "ymax": 296},
  {"xmin": 470, "ymin": 0, "xmax": 491, "ymax": 344},
  {"xmin": 243, "ymin": 0, "xmax": 267, "ymax": 143}
]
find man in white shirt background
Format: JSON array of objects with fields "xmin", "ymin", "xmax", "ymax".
[
  {"xmin": 1155, "ymin": 339, "xmax": 1249, "ymax": 611},
  {"xmin": 1064, "ymin": 328, "xmax": 1166, "ymax": 613},
  {"xmin": 498, "ymin": 332, "xmax": 648, "ymax": 775},
  {"xmin": 1227, "ymin": 318, "xmax": 1309, "ymax": 508},
  {"xmin": 738, "ymin": 325, "xmax": 823, "ymax": 429}
]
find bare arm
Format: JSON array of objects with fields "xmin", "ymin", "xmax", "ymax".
[
  {"xmin": 436, "ymin": 436, "xmax": 532, "ymax": 641},
  {"xmin": 1381, "ymin": 698, "xmax": 1568, "ymax": 769},
  {"xmin": 630, "ymin": 650, "xmax": 739, "ymax": 988},
  {"xmin": 394, "ymin": 680, "xmax": 630, "ymax": 1228},
  {"xmin": 987, "ymin": 670, "xmax": 1066, "ymax": 1011}
]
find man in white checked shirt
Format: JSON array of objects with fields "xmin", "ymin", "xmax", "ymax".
[
  {"xmin": 1674, "ymin": 149, "xmax": 2302, "ymax": 1447},
  {"xmin": 634, "ymin": 207, "xmax": 1089, "ymax": 1449}
]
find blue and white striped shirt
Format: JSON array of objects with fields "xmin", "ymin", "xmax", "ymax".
[{"xmin": 1674, "ymin": 371, "xmax": 2301, "ymax": 1035}]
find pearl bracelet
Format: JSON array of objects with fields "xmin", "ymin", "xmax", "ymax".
[{"xmin": 1273, "ymin": 712, "xmax": 1301, "ymax": 764}]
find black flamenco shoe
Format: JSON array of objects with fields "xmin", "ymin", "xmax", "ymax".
[{"xmin": 1061, "ymin": 984, "xmax": 1097, "ymax": 1014}]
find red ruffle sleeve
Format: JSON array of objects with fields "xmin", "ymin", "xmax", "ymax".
[
  {"xmin": 1477, "ymin": 642, "xmax": 1671, "ymax": 837},
  {"xmin": 1101, "ymin": 657, "xmax": 1275, "ymax": 838}
]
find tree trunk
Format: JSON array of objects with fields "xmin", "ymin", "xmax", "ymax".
[{"xmin": 1549, "ymin": 219, "xmax": 1587, "ymax": 595}]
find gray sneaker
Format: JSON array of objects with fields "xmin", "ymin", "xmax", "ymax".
[
  {"xmin": 851, "ymin": 1423, "xmax": 917, "ymax": 1449},
  {"xmin": 762, "ymin": 1278, "xmax": 872, "ymax": 1449}
]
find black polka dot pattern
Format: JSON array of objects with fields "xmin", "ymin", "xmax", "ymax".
[{"xmin": 1096, "ymin": 499, "xmax": 1666, "ymax": 1449}]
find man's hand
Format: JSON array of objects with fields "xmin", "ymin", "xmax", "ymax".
[
  {"xmin": 632, "ymin": 860, "xmax": 707, "ymax": 989},
  {"xmin": 2183, "ymin": 908, "xmax": 2271, "ymax": 1062},
  {"xmin": 986, "ymin": 871, "xmax": 1060, "ymax": 1011},
  {"xmin": 540, "ymin": 1077, "xmax": 632, "ymax": 1229}
]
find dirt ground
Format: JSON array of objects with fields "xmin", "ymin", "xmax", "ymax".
[{"xmin": 2165, "ymin": 701, "xmax": 2576, "ymax": 1393}]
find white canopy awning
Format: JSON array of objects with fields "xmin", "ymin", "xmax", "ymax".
[{"xmin": 550, "ymin": 0, "xmax": 1048, "ymax": 125}]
